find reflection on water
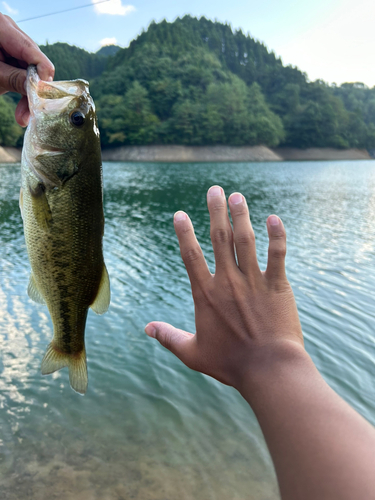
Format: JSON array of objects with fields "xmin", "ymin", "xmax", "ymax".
[{"xmin": 0, "ymin": 160, "xmax": 374, "ymax": 499}]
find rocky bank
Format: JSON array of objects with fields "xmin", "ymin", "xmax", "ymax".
[{"xmin": 1, "ymin": 145, "xmax": 372, "ymax": 164}]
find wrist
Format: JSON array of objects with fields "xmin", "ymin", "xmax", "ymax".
[{"xmin": 235, "ymin": 340, "xmax": 313, "ymax": 407}]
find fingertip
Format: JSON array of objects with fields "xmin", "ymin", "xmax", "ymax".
[
  {"xmin": 15, "ymin": 114, "xmax": 27, "ymax": 128},
  {"xmin": 145, "ymin": 323, "xmax": 156, "ymax": 338},
  {"xmin": 268, "ymin": 215, "xmax": 280, "ymax": 226},
  {"xmin": 207, "ymin": 185, "xmax": 224, "ymax": 198},
  {"xmin": 15, "ymin": 96, "xmax": 30, "ymax": 127},
  {"xmin": 37, "ymin": 61, "xmax": 55, "ymax": 82},
  {"xmin": 267, "ymin": 215, "xmax": 285, "ymax": 235},
  {"xmin": 174, "ymin": 211, "xmax": 188, "ymax": 223},
  {"xmin": 21, "ymin": 111, "xmax": 30, "ymax": 127},
  {"xmin": 228, "ymin": 192, "xmax": 245, "ymax": 206}
]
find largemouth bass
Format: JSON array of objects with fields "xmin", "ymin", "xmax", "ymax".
[{"xmin": 20, "ymin": 65, "xmax": 110, "ymax": 394}]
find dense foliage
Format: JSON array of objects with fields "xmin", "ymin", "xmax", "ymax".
[
  {"xmin": 91, "ymin": 16, "xmax": 375, "ymax": 149},
  {"xmin": 41, "ymin": 42, "xmax": 107, "ymax": 81},
  {"xmin": 0, "ymin": 96, "xmax": 23, "ymax": 147},
  {"xmin": 96, "ymin": 45, "xmax": 121, "ymax": 57},
  {"xmin": 2, "ymin": 16, "xmax": 375, "ymax": 149}
]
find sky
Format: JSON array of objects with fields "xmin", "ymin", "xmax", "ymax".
[{"xmin": 2, "ymin": 0, "xmax": 375, "ymax": 87}]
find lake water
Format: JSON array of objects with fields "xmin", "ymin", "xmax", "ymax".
[{"xmin": 0, "ymin": 160, "xmax": 374, "ymax": 500}]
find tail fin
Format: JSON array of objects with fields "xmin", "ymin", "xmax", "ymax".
[
  {"xmin": 68, "ymin": 351, "xmax": 88, "ymax": 395},
  {"xmin": 41, "ymin": 343, "xmax": 88, "ymax": 395}
]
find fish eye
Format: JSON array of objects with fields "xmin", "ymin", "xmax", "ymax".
[{"xmin": 70, "ymin": 111, "xmax": 85, "ymax": 127}]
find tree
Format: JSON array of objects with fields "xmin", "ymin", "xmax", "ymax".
[
  {"xmin": 32, "ymin": 17, "xmax": 375, "ymax": 149},
  {"xmin": 97, "ymin": 83, "xmax": 159, "ymax": 146},
  {"xmin": 0, "ymin": 96, "xmax": 23, "ymax": 147},
  {"xmin": 247, "ymin": 83, "xmax": 284, "ymax": 146},
  {"xmin": 169, "ymin": 100, "xmax": 203, "ymax": 144}
]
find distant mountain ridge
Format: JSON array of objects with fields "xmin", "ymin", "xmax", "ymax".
[
  {"xmin": 40, "ymin": 42, "xmax": 107, "ymax": 80},
  {"xmin": 1, "ymin": 16, "xmax": 374, "ymax": 149},
  {"xmin": 96, "ymin": 45, "xmax": 121, "ymax": 57}
]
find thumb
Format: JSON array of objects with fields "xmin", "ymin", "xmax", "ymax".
[{"xmin": 145, "ymin": 321, "xmax": 196, "ymax": 367}]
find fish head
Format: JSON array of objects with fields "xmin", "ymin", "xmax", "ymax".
[{"xmin": 25, "ymin": 65, "xmax": 100, "ymax": 168}]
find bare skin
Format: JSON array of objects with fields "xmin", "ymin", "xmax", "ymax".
[
  {"xmin": 145, "ymin": 185, "xmax": 375, "ymax": 500},
  {"xmin": 0, "ymin": 13, "xmax": 54, "ymax": 126}
]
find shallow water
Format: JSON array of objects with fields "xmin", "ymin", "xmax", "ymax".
[{"xmin": 0, "ymin": 160, "xmax": 374, "ymax": 500}]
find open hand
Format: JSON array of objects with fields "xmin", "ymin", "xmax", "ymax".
[
  {"xmin": 0, "ymin": 13, "xmax": 54, "ymax": 126},
  {"xmin": 145, "ymin": 185, "xmax": 304, "ymax": 391}
]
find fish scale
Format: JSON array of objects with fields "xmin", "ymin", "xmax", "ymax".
[{"xmin": 20, "ymin": 65, "xmax": 110, "ymax": 394}]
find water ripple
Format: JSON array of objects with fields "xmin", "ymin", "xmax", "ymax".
[{"xmin": 1, "ymin": 161, "xmax": 374, "ymax": 499}]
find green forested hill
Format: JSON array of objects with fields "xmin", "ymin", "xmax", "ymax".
[
  {"xmin": 1, "ymin": 16, "xmax": 375, "ymax": 149},
  {"xmin": 96, "ymin": 45, "xmax": 121, "ymax": 58},
  {"xmin": 41, "ymin": 42, "xmax": 107, "ymax": 81}
]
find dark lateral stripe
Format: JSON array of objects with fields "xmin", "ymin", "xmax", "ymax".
[
  {"xmin": 60, "ymin": 299, "xmax": 72, "ymax": 353},
  {"xmin": 58, "ymin": 303, "xmax": 88, "ymax": 355}
]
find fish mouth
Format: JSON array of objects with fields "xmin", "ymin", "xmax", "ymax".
[{"xmin": 26, "ymin": 65, "xmax": 90, "ymax": 115}]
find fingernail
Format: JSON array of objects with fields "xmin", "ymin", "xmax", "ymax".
[
  {"xmin": 174, "ymin": 211, "xmax": 187, "ymax": 222},
  {"xmin": 208, "ymin": 186, "xmax": 222, "ymax": 197},
  {"xmin": 47, "ymin": 76, "xmax": 53, "ymax": 82},
  {"xmin": 21, "ymin": 111, "xmax": 30, "ymax": 127},
  {"xmin": 23, "ymin": 80, "xmax": 28, "ymax": 93},
  {"xmin": 145, "ymin": 324, "xmax": 156, "ymax": 338},
  {"xmin": 229, "ymin": 193, "xmax": 243, "ymax": 205},
  {"xmin": 269, "ymin": 215, "xmax": 280, "ymax": 226}
]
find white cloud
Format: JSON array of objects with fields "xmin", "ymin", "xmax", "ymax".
[
  {"xmin": 100, "ymin": 37, "xmax": 118, "ymax": 47},
  {"xmin": 2, "ymin": 1, "xmax": 18, "ymax": 15},
  {"xmin": 92, "ymin": 0, "xmax": 136, "ymax": 16}
]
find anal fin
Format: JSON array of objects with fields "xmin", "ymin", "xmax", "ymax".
[
  {"xmin": 90, "ymin": 264, "xmax": 110, "ymax": 315},
  {"xmin": 28, "ymin": 273, "xmax": 46, "ymax": 305},
  {"xmin": 19, "ymin": 188, "xmax": 24, "ymax": 220}
]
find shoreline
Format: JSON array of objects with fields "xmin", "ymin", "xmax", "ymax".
[
  {"xmin": 0, "ymin": 146, "xmax": 21, "ymax": 163},
  {"xmin": 1, "ymin": 145, "xmax": 372, "ymax": 164},
  {"xmin": 101, "ymin": 145, "xmax": 372, "ymax": 162}
]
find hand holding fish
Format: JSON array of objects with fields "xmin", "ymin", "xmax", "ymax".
[
  {"xmin": 145, "ymin": 186, "xmax": 375, "ymax": 500},
  {"xmin": 0, "ymin": 13, "xmax": 54, "ymax": 126}
]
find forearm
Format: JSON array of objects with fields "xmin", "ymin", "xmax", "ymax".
[{"xmin": 238, "ymin": 342, "xmax": 375, "ymax": 500}]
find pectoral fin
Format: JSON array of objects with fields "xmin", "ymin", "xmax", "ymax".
[
  {"xmin": 90, "ymin": 264, "xmax": 110, "ymax": 315},
  {"xmin": 29, "ymin": 182, "xmax": 52, "ymax": 231},
  {"xmin": 36, "ymin": 153, "xmax": 78, "ymax": 185},
  {"xmin": 27, "ymin": 273, "xmax": 46, "ymax": 305}
]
